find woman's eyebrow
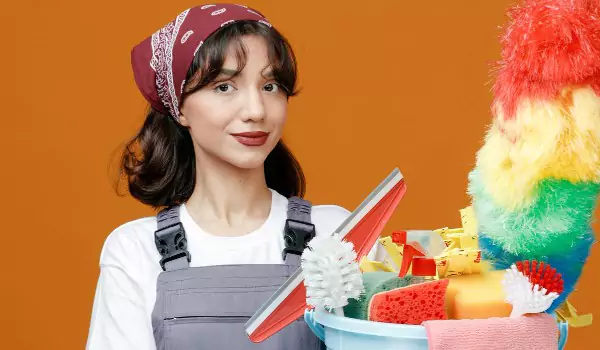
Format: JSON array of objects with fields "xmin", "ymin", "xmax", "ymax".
[
  {"xmin": 261, "ymin": 68, "xmax": 274, "ymax": 79},
  {"xmin": 217, "ymin": 68, "xmax": 240, "ymax": 78}
]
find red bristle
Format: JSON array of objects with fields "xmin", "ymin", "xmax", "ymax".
[
  {"xmin": 516, "ymin": 261, "xmax": 524, "ymax": 272},
  {"xmin": 492, "ymin": 0, "xmax": 600, "ymax": 119},
  {"xmin": 515, "ymin": 260, "xmax": 565, "ymax": 295}
]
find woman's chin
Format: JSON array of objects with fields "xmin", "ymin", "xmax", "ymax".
[{"xmin": 226, "ymin": 153, "xmax": 269, "ymax": 170}]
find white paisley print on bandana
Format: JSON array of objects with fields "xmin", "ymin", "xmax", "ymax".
[
  {"xmin": 181, "ymin": 30, "xmax": 194, "ymax": 44},
  {"xmin": 221, "ymin": 20, "xmax": 235, "ymax": 27},
  {"xmin": 193, "ymin": 41, "xmax": 204, "ymax": 57},
  {"xmin": 150, "ymin": 8, "xmax": 190, "ymax": 120}
]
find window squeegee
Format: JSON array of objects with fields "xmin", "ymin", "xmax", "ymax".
[{"xmin": 244, "ymin": 168, "xmax": 407, "ymax": 343}]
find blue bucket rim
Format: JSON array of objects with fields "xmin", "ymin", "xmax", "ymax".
[
  {"xmin": 310, "ymin": 309, "xmax": 568, "ymax": 349},
  {"xmin": 312, "ymin": 309, "xmax": 428, "ymax": 339}
]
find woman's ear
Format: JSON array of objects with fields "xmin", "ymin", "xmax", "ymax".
[{"xmin": 178, "ymin": 112, "xmax": 190, "ymax": 127}]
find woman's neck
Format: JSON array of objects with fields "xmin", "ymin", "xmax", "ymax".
[{"xmin": 184, "ymin": 152, "xmax": 272, "ymax": 236}]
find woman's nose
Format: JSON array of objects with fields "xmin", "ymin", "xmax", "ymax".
[{"xmin": 242, "ymin": 88, "xmax": 266, "ymax": 122}]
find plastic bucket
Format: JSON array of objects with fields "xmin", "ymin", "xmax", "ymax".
[
  {"xmin": 305, "ymin": 309, "xmax": 428, "ymax": 350},
  {"xmin": 304, "ymin": 309, "xmax": 568, "ymax": 350}
]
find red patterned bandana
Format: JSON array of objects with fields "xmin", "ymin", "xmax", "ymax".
[{"xmin": 131, "ymin": 4, "xmax": 271, "ymax": 120}]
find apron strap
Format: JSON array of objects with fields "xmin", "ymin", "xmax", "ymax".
[
  {"xmin": 283, "ymin": 196, "xmax": 315, "ymax": 266},
  {"xmin": 154, "ymin": 196, "xmax": 314, "ymax": 270},
  {"xmin": 154, "ymin": 206, "xmax": 191, "ymax": 271}
]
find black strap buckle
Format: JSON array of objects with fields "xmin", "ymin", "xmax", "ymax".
[
  {"xmin": 154, "ymin": 222, "xmax": 191, "ymax": 271},
  {"xmin": 282, "ymin": 218, "xmax": 316, "ymax": 260}
]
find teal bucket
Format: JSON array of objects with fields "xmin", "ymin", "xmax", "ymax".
[{"xmin": 304, "ymin": 309, "xmax": 569, "ymax": 350}]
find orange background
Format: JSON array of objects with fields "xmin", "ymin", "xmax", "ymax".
[{"xmin": 1, "ymin": 0, "xmax": 598, "ymax": 348}]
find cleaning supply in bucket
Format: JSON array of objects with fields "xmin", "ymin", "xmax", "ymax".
[
  {"xmin": 344, "ymin": 223, "xmax": 468, "ymax": 324},
  {"xmin": 423, "ymin": 313, "xmax": 559, "ymax": 350},
  {"xmin": 446, "ymin": 270, "xmax": 512, "ymax": 319},
  {"xmin": 466, "ymin": 0, "xmax": 600, "ymax": 314},
  {"xmin": 502, "ymin": 260, "xmax": 564, "ymax": 318},
  {"xmin": 368, "ymin": 279, "xmax": 449, "ymax": 324},
  {"xmin": 297, "ymin": 209, "xmax": 572, "ymax": 349},
  {"xmin": 343, "ymin": 272, "xmax": 423, "ymax": 320},
  {"xmin": 301, "ymin": 234, "xmax": 364, "ymax": 316},
  {"xmin": 245, "ymin": 168, "xmax": 406, "ymax": 343}
]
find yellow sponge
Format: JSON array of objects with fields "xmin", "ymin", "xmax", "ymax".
[{"xmin": 445, "ymin": 270, "xmax": 512, "ymax": 319}]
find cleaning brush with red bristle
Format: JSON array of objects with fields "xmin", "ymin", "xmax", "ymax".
[
  {"xmin": 501, "ymin": 260, "xmax": 564, "ymax": 318},
  {"xmin": 515, "ymin": 260, "xmax": 565, "ymax": 295}
]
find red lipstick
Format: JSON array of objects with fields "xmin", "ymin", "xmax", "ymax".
[{"xmin": 230, "ymin": 131, "xmax": 269, "ymax": 146}]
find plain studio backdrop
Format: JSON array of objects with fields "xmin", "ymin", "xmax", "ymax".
[{"xmin": 1, "ymin": 0, "xmax": 597, "ymax": 349}]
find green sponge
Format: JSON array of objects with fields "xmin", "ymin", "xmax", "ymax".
[{"xmin": 343, "ymin": 272, "xmax": 423, "ymax": 320}]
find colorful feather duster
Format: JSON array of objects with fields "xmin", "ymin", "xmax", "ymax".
[{"xmin": 468, "ymin": 0, "xmax": 599, "ymax": 313}]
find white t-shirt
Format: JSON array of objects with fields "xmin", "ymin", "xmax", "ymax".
[{"xmin": 86, "ymin": 189, "xmax": 379, "ymax": 350}]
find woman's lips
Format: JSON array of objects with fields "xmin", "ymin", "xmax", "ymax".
[{"xmin": 230, "ymin": 131, "xmax": 269, "ymax": 146}]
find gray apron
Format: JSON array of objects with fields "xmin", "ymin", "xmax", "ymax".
[{"xmin": 151, "ymin": 197, "xmax": 323, "ymax": 350}]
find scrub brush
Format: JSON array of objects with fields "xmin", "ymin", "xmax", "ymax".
[
  {"xmin": 301, "ymin": 233, "xmax": 364, "ymax": 316},
  {"xmin": 502, "ymin": 260, "xmax": 564, "ymax": 318}
]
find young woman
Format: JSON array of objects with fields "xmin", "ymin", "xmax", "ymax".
[{"xmin": 86, "ymin": 4, "xmax": 378, "ymax": 349}]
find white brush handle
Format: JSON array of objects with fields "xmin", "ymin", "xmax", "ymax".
[{"xmin": 333, "ymin": 307, "xmax": 345, "ymax": 317}]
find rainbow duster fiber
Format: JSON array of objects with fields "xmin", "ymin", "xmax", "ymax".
[{"xmin": 468, "ymin": 0, "xmax": 600, "ymax": 312}]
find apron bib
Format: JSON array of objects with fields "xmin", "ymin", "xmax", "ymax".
[{"xmin": 151, "ymin": 198, "xmax": 322, "ymax": 350}]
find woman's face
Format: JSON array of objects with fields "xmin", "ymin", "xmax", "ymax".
[{"xmin": 179, "ymin": 35, "xmax": 288, "ymax": 170}]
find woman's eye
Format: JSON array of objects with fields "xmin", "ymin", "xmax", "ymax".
[
  {"xmin": 214, "ymin": 83, "xmax": 235, "ymax": 93},
  {"xmin": 263, "ymin": 83, "xmax": 280, "ymax": 93}
]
